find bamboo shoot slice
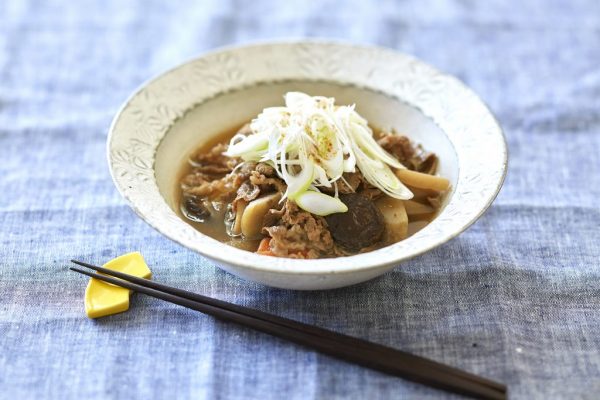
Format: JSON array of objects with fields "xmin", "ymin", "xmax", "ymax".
[
  {"xmin": 403, "ymin": 200, "xmax": 435, "ymax": 216},
  {"xmin": 241, "ymin": 192, "xmax": 282, "ymax": 238},
  {"xmin": 395, "ymin": 169, "xmax": 450, "ymax": 192},
  {"xmin": 405, "ymin": 185, "xmax": 439, "ymax": 202},
  {"xmin": 375, "ymin": 196, "xmax": 408, "ymax": 242}
]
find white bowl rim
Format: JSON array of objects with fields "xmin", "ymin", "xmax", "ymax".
[{"xmin": 107, "ymin": 39, "xmax": 508, "ymax": 276}]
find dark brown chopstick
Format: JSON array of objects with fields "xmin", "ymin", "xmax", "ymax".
[
  {"xmin": 72, "ymin": 259, "xmax": 503, "ymax": 392},
  {"xmin": 70, "ymin": 260, "xmax": 506, "ymax": 399}
]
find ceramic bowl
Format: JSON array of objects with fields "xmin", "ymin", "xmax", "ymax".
[{"xmin": 108, "ymin": 40, "xmax": 507, "ymax": 290}]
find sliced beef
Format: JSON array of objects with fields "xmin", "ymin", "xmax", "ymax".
[
  {"xmin": 320, "ymin": 171, "xmax": 383, "ymax": 200},
  {"xmin": 192, "ymin": 165, "xmax": 231, "ymax": 175},
  {"xmin": 338, "ymin": 172, "xmax": 363, "ymax": 193},
  {"xmin": 235, "ymin": 181, "xmax": 261, "ymax": 202},
  {"xmin": 417, "ymin": 153, "xmax": 439, "ymax": 175},
  {"xmin": 377, "ymin": 133, "xmax": 415, "ymax": 167},
  {"xmin": 190, "ymin": 142, "xmax": 238, "ymax": 171},
  {"xmin": 249, "ymin": 170, "xmax": 287, "ymax": 193},
  {"xmin": 181, "ymin": 171, "xmax": 212, "ymax": 189},
  {"xmin": 263, "ymin": 201, "xmax": 337, "ymax": 259},
  {"xmin": 185, "ymin": 173, "xmax": 244, "ymax": 201},
  {"xmin": 255, "ymin": 162, "xmax": 276, "ymax": 177},
  {"xmin": 377, "ymin": 132, "xmax": 438, "ymax": 173}
]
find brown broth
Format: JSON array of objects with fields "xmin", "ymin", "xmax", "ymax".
[{"xmin": 175, "ymin": 125, "xmax": 443, "ymax": 256}]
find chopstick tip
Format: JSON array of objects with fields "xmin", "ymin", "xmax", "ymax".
[{"xmin": 71, "ymin": 259, "xmax": 96, "ymax": 269}]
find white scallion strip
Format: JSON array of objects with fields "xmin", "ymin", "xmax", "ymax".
[
  {"xmin": 224, "ymin": 132, "xmax": 268, "ymax": 157},
  {"xmin": 225, "ymin": 92, "xmax": 413, "ymax": 215},
  {"xmin": 295, "ymin": 191, "xmax": 348, "ymax": 216}
]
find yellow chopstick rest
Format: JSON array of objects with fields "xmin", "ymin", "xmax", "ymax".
[{"xmin": 84, "ymin": 252, "xmax": 152, "ymax": 318}]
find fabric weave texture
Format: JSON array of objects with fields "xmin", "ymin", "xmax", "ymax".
[{"xmin": 0, "ymin": 1, "xmax": 599, "ymax": 399}]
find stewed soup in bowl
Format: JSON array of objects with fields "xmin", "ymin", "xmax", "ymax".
[{"xmin": 108, "ymin": 41, "xmax": 506, "ymax": 289}]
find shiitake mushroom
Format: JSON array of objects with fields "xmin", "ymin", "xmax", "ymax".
[
  {"xmin": 325, "ymin": 193, "xmax": 385, "ymax": 251},
  {"xmin": 181, "ymin": 194, "xmax": 211, "ymax": 222}
]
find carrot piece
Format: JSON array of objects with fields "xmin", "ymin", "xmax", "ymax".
[
  {"xmin": 257, "ymin": 238, "xmax": 270, "ymax": 252},
  {"xmin": 256, "ymin": 238, "xmax": 274, "ymax": 256}
]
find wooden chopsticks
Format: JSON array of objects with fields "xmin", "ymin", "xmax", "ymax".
[{"xmin": 70, "ymin": 260, "xmax": 506, "ymax": 399}]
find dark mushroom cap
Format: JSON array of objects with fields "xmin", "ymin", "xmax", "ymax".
[
  {"xmin": 325, "ymin": 193, "xmax": 385, "ymax": 251},
  {"xmin": 181, "ymin": 194, "xmax": 211, "ymax": 223}
]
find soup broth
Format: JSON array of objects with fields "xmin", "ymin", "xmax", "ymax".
[{"xmin": 176, "ymin": 124, "xmax": 446, "ymax": 256}]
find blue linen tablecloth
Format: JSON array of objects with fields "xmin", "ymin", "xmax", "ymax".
[{"xmin": 1, "ymin": 1, "xmax": 599, "ymax": 399}]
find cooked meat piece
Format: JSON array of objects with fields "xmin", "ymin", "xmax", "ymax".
[
  {"xmin": 377, "ymin": 132, "xmax": 438, "ymax": 173},
  {"xmin": 237, "ymin": 161, "xmax": 257, "ymax": 176},
  {"xmin": 262, "ymin": 204, "xmax": 286, "ymax": 228},
  {"xmin": 324, "ymin": 171, "xmax": 382, "ymax": 200},
  {"xmin": 325, "ymin": 193, "xmax": 385, "ymax": 251},
  {"xmin": 378, "ymin": 133, "xmax": 416, "ymax": 167},
  {"xmin": 320, "ymin": 171, "xmax": 381, "ymax": 199},
  {"xmin": 232, "ymin": 181, "xmax": 261, "ymax": 214},
  {"xmin": 255, "ymin": 162, "xmax": 276, "ymax": 177},
  {"xmin": 235, "ymin": 182, "xmax": 261, "ymax": 203},
  {"xmin": 185, "ymin": 173, "xmax": 244, "ymax": 201},
  {"xmin": 418, "ymin": 153, "xmax": 438, "ymax": 175},
  {"xmin": 184, "ymin": 156, "xmax": 287, "ymax": 230},
  {"xmin": 181, "ymin": 171, "xmax": 212, "ymax": 189},
  {"xmin": 192, "ymin": 165, "xmax": 231, "ymax": 175},
  {"xmin": 338, "ymin": 172, "xmax": 361, "ymax": 193},
  {"xmin": 249, "ymin": 170, "xmax": 287, "ymax": 193},
  {"xmin": 263, "ymin": 201, "xmax": 337, "ymax": 259},
  {"xmin": 266, "ymin": 226, "xmax": 320, "ymax": 259},
  {"xmin": 190, "ymin": 143, "xmax": 238, "ymax": 171},
  {"xmin": 183, "ymin": 140, "xmax": 249, "ymax": 201}
]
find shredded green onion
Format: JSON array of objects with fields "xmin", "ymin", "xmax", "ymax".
[
  {"xmin": 295, "ymin": 190, "xmax": 348, "ymax": 216},
  {"xmin": 224, "ymin": 92, "xmax": 413, "ymax": 214}
]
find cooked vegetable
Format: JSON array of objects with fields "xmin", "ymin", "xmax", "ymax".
[
  {"xmin": 395, "ymin": 169, "xmax": 450, "ymax": 192},
  {"xmin": 181, "ymin": 194, "xmax": 210, "ymax": 222},
  {"xmin": 224, "ymin": 92, "xmax": 413, "ymax": 215},
  {"xmin": 325, "ymin": 193, "xmax": 384, "ymax": 251},
  {"xmin": 240, "ymin": 192, "xmax": 282, "ymax": 238},
  {"xmin": 256, "ymin": 238, "xmax": 274, "ymax": 256},
  {"xmin": 232, "ymin": 201, "xmax": 247, "ymax": 235},
  {"xmin": 403, "ymin": 200, "xmax": 435, "ymax": 216},
  {"xmin": 405, "ymin": 185, "xmax": 439, "ymax": 202},
  {"xmin": 295, "ymin": 190, "xmax": 348, "ymax": 216},
  {"xmin": 375, "ymin": 196, "xmax": 408, "ymax": 242}
]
